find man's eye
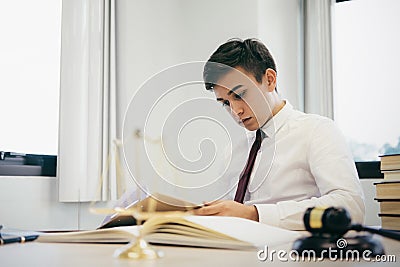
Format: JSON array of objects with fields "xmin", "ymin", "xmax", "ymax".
[
  {"xmin": 222, "ymin": 100, "xmax": 230, "ymax": 107},
  {"xmin": 234, "ymin": 91, "xmax": 245, "ymax": 100}
]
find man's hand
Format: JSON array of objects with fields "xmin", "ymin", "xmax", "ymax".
[{"xmin": 192, "ymin": 200, "xmax": 259, "ymax": 221}]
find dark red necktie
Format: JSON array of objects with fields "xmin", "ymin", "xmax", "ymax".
[{"xmin": 234, "ymin": 129, "xmax": 263, "ymax": 203}]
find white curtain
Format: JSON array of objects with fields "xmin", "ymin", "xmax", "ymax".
[
  {"xmin": 58, "ymin": 0, "xmax": 122, "ymax": 202},
  {"xmin": 304, "ymin": 0, "xmax": 335, "ymax": 118}
]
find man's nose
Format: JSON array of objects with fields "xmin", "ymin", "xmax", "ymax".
[{"xmin": 230, "ymin": 102, "xmax": 244, "ymax": 116}]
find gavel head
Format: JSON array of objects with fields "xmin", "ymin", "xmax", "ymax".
[{"xmin": 303, "ymin": 207, "xmax": 352, "ymax": 236}]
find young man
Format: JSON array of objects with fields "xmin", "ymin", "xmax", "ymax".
[{"xmin": 193, "ymin": 38, "xmax": 365, "ymax": 230}]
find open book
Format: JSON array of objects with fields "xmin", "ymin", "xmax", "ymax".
[
  {"xmin": 37, "ymin": 215, "xmax": 301, "ymax": 250},
  {"xmin": 98, "ymin": 193, "xmax": 203, "ymax": 228}
]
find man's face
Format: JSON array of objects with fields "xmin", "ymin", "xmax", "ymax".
[{"xmin": 213, "ymin": 67, "xmax": 273, "ymax": 131}]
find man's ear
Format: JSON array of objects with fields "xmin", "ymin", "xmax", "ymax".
[{"xmin": 264, "ymin": 68, "xmax": 277, "ymax": 92}]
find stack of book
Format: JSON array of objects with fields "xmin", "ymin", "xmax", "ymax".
[{"xmin": 375, "ymin": 154, "xmax": 400, "ymax": 230}]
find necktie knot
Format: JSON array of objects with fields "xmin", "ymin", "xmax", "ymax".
[{"xmin": 254, "ymin": 129, "xmax": 262, "ymax": 147}]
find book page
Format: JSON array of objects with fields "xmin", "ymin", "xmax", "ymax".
[
  {"xmin": 142, "ymin": 215, "xmax": 301, "ymax": 249},
  {"xmin": 37, "ymin": 226, "xmax": 140, "ymax": 243},
  {"xmin": 185, "ymin": 216, "xmax": 302, "ymax": 248}
]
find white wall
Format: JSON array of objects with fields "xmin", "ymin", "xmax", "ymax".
[
  {"xmin": 257, "ymin": 0, "xmax": 304, "ymax": 110},
  {"xmin": 360, "ymin": 179, "xmax": 381, "ymax": 226},
  {"xmin": 0, "ymin": 177, "xmax": 105, "ymax": 230}
]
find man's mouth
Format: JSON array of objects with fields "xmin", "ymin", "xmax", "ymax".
[{"xmin": 239, "ymin": 117, "xmax": 251, "ymax": 124}]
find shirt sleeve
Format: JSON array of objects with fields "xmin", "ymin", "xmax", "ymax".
[{"xmin": 253, "ymin": 118, "xmax": 365, "ymax": 230}]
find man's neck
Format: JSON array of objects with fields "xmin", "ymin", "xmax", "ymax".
[
  {"xmin": 258, "ymin": 99, "xmax": 285, "ymax": 130},
  {"xmin": 271, "ymin": 100, "xmax": 285, "ymax": 116}
]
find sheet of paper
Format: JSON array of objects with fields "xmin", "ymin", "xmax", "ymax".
[{"xmin": 185, "ymin": 216, "xmax": 302, "ymax": 248}]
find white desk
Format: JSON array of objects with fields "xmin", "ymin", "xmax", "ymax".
[{"xmin": 1, "ymin": 236, "xmax": 399, "ymax": 267}]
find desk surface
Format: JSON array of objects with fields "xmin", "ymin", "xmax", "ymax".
[{"xmin": 1, "ymin": 236, "xmax": 399, "ymax": 267}]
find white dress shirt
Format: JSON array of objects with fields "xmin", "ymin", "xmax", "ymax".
[{"xmin": 227, "ymin": 101, "xmax": 365, "ymax": 230}]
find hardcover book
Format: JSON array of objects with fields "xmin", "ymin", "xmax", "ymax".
[
  {"xmin": 37, "ymin": 215, "xmax": 301, "ymax": 250},
  {"xmin": 378, "ymin": 214, "xmax": 400, "ymax": 231},
  {"xmin": 374, "ymin": 180, "xmax": 400, "ymax": 199},
  {"xmin": 380, "ymin": 154, "xmax": 400, "ymax": 171}
]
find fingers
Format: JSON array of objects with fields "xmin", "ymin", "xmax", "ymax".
[
  {"xmin": 189, "ymin": 201, "xmax": 258, "ymax": 221},
  {"xmin": 192, "ymin": 203, "xmax": 223, "ymax": 216},
  {"xmin": 203, "ymin": 199, "xmax": 223, "ymax": 206}
]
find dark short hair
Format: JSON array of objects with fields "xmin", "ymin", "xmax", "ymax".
[{"xmin": 203, "ymin": 38, "xmax": 277, "ymax": 90}]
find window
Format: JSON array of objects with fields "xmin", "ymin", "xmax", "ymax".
[
  {"xmin": 333, "ymin": 0, "xmax": 400, "ymax": 162},
  {"xmin": 0, "ymin": 0, "xmax": 61, "ymax": 156}
]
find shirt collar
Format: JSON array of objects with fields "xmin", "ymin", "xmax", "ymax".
[{"xmin": 261, "ymin": 100, "xmax": 292, "ymax": 138}]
